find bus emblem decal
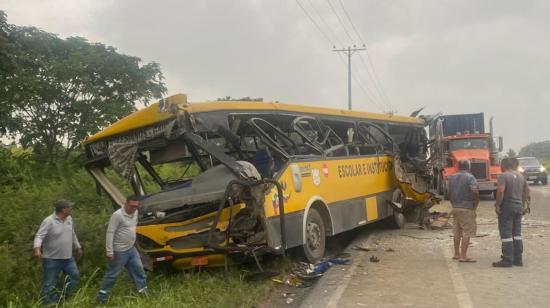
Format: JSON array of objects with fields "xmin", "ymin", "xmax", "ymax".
[
  {"xmin": 312, "ymin": 169, "xmax": 321, "ymax": 186},
  {"xmin": 322, "ymin": 163, "xmax": 329, "ymax": 177}
]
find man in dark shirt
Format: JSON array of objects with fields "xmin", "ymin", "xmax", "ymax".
[
  {"xmin": 448, "ymin": 159, "xmax": 479, "ymax": 262},
  {"xmin": 493, "ymin": 158, "xmax": 529, "ymax": 267}
]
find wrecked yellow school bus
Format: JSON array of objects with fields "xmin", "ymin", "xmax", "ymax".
[{"xmin": 82, "ymin": 94, "xmax": 436, "ymax": 270}]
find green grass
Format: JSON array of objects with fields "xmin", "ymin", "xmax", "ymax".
[
  {"xmin": 5, "ymin": 258, "xmax": 291, "ymax": 308},
  {"xmin": 0, "ymin": 162, "xmax": 290, "ymax": 308}
]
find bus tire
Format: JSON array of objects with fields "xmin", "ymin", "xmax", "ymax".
[
  {"xmin": 387, "ymin": 189, "xmax": 406, "ymax": 229},
  {"xmin": 303, "ymin": 207, "xmax": 326, "ymax": 263}
]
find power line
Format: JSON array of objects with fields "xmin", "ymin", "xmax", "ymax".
[
  {"xmin": 326, "ymin": 0, "xmax": 355, "ymax": 43},
  {"xmin": 352, "ymin": 72, "xmax": 386, "ymax": 112},
  {"xmin": 307, "ymin": 0, "xmax": 345, "ymax": 48},
  {"xmin": 336, "ymin": 0, "xmax": 363, "ymax": 43},
  {"xmin": 336, "ymin": 0, "xmax": 394, "ymax": 112},
  {"xmin": 295, "ymin": 0, "xmax": 384, "ymax": 112},
  {"xmin": 325, "ymin": 0, "xmax": 390, "ymax": 112},
  {"xmin": 295, "ymin": 0, "xmax": 335, "ymax": 47},
  {"xmin": 359, "ymin": 53, "xmax": 393, "ymax": 112}
]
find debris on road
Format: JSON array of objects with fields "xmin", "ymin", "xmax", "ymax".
[
  {"xmin": 244, "ymin": 271, "xmax": 280, "ymax": 282},
  {"xmin": 274, "ymin": 257, "xmax": 352, "ymax": 289},
  {"xmin": 430, "ymin": 212, "xmax": 452, "ymax": 230},
  {"xmin": 400, "ymin": 234, "xmax": 432, "ymax": 240},
  {"xmin": 354, "ymin": 243, "xmax": 379, "ymax": 251},
  {"xmin": 370, "ymin": 255, "xmax": 380, "ymax": 263}
]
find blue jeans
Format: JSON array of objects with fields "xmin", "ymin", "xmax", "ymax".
[
  {"xmin": 96, "ymin": 247, "xmax": 147, "ymax": 302},
  {"xmin": 40, "ymin": 258, "xmax": 80, "ymax": 305}
]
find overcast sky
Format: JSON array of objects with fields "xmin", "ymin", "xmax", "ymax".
[{"xmin": 3, "ymin": 0, "xmax": 549, "ymax": 151}]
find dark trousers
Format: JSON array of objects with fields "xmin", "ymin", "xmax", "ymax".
[{"xmin": 498, "ymin": 202, "xmax": 523, "ymax": 263}]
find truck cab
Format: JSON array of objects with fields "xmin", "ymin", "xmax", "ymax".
[
  {"xmin": 442, "ymin": 133, "xmax": 502, "ymax": 196},
  {"xmin": 430, "ymin": 113, "xmax": 503, "ymax": 199}
]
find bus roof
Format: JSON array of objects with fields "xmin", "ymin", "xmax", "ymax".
[{"xmin": 82, "ymin": 93, "xmax": 425, "ymax": 146}]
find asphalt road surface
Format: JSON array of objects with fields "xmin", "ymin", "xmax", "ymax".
[{"xmin": 271, "ymin": 184, "xmax": 550, "ymax": 308}]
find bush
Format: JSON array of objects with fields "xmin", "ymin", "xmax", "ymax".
[{"xmin": 0, "ymin": 159, "xmax": 273, "ymax": 307}]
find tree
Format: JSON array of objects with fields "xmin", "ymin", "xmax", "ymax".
[
  {"xmin": 0, "ymin": 12, "xmax": 166, "ymax": 162},
  {"xmin": 506, "ymin": 148, "xmax": 517, "ymax": 158},
  {"xmin": 519, "ymin": 141, "xmax": 550, "ymax": 160}
]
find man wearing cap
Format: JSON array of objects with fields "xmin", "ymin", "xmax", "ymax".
[
  {"xmin": 34, "ymin": 199, "xmax": 83, "ymax": 305},
  {"xmin": 96, "ymin": 195, "xmax": 148, "ymax": 304}
]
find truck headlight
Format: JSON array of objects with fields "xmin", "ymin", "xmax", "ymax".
[
  {"xmin": 518, "ymin": 167, "xmax": 524, "ymax": 173},
  {"xmin": 540, "ymin": 166, "xmax": 546, "ymax": 172}
]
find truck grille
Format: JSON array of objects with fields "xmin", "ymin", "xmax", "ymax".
[{"xmin": 471, "ymin": 161, "xmax": 488, "ymax": 180}]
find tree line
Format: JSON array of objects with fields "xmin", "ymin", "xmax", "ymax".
[{"xmin": 0, "ymin": 10, "xmax": 166, "ymax": 163}]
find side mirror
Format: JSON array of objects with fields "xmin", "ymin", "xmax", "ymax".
[{"xmin": 498, "ymin": 136, "xmax": 503, "ymax": 152}]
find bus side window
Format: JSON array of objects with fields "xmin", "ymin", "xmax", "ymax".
[
  {"xmin": 357, "ymin": 122, "xmax": 394, "ymax": 155},
  {"xmin": 319, "ymin": 119, "xmax": 354, "ymax": 157},
  {"xmin": 293, "ymin": 116, "xmax": 347, "ymax": 157}
]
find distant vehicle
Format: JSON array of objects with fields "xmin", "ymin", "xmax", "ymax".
[{"xmin": 517, "ymin": 157, "xmax": 547, "ymax": 185}]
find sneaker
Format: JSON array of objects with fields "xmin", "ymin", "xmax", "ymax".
[
  {"xmin": 96, "ymin": 290, "xmax": 108, "ymax": 305},
  {"xmin": 138, "ymin": 287, "xmax": 149, "ymax": 298},
  {"xmin": 492, "ymin": 260, "xmax": 513, "ymax": 268}
]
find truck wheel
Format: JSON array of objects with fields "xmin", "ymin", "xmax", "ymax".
[
  {"xmin": 303, "ymin": 208, "xmax": 326, "ymax": 263},
  {"xmin": 542, "ymin": 177, "xmax": 548, "ymax": 185}
]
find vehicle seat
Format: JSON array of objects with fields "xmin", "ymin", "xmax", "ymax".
[{"xmin": 252, "ymin": 148, "xmax": 274, "ymax": 178}]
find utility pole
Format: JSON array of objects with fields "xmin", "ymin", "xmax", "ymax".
[{"xmin": 333, "ymin": 45, "xmax": 365, "ymax": 110}]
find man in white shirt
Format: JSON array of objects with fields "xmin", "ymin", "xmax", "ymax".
[
  {"xmin": 96, "ymin": 196, "xmax": 148, "ymax": 304},
  {"xmin": 34, "ymin": 199, "xmax": 83, "ymax": 305}
]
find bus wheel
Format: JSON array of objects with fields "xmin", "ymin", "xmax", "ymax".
[
  {"xmin": 303, "ymin": 208, "xmax": 326, "ymax": 263},
  {"xmin": 388, "ymin": 190, "xmax": 406, "ymax": 229}
]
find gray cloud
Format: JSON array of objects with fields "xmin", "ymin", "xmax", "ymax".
[{"xmin": 3, "ymin": 0, "xmax": 549, "ymax": 150}]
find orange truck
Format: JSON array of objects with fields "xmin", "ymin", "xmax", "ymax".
[{"xmin": 431, "ymin": 113, "xmax": 503, "ymax": 198}]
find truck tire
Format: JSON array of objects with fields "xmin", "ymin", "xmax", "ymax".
[
  {"xmin": 542, "ymin": 177, "xmax": 548, "ymax": 185},
  {"xmin": 303, "ymin": 208, "xmax": 326, "ymax": 263}
]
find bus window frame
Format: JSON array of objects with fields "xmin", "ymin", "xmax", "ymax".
[{"xmin": 356, "ymin": 121, "xmax": 396, "ymax": 155}]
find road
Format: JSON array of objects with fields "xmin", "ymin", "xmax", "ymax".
[{"xmin": 291, "ymin": 184, "xmax": 550, "ymax": 308}]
